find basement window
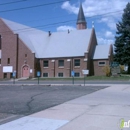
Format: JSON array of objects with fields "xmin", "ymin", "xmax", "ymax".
[
  {"xmin": 43, "ymin": 73, "xmax": 48, "ymax": 77},
  {"xmin": 58, "ymin": 73, "xmax": 63, "ymax": 77},
  {"xmin": 3, "ymin": 73, "xmax": 7, "ymax": 78},
  {"xmin": 98, "ymin": 61, "xmax": 106, "ymax": 66},
  {"xmin": 74, "ymin": 72, "xmax": 80, "ymax": 77}
]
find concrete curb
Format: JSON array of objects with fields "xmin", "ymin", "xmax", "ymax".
[
  {"xmin": 0, "ymin": 84, "xmax": 126, "ymax": 86},
  {"xmin": 0, "ymin": 84, "xmax": 82, "ymax": 86}
]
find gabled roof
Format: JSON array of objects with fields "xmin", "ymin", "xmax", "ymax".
[
  {"xmin": 77, "ymin": 3, "xmax": 86, "ymax": 24},
  {"xmin": 93, "ymin": 44, "xmax": 111, "ymax": 59},
  {"xmin": 2, "ymin": 18, "xmax": 92, "ymax": 58}
]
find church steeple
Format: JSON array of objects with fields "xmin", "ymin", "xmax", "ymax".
[{"xmin": 77, "ymin": 3, "xmax": 87, "ymax": 30}]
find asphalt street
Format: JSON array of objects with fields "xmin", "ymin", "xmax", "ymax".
[{"xmin": 0, "ymin": 85, "xmax": 108, "ymax": 125}]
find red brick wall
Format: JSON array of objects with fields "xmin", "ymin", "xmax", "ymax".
[
  {"xmin": 40, "ymin": 57, "xmax": 87, "ymax": 77},
  {"xmin": 93, "ymin": 45, "xmax": 113, "ymax": 76},
  {"xmin": 93, "ymin": 60, "xmax": 110, "ymax": 76},
  {"xmin": 77, "ymin": 23, "xmax": 86, "ymax": 30},
  {"xmin": 0, "ymin": 18, "xmax": 110, "ymax": 78},
  {"xmin": 17, "ymin": 38, "xmax": 35, "ymax": 78},
  {"xmin": 0, "ymin": 19, "xmax": 35, "ymax": 79},
  {"xmin": 0, "ymin": 19, "xmax": 17, "ymax": 79},
  {"xmin": 87, "ymin": 29, "xmax": 97, "ymax": 76}
]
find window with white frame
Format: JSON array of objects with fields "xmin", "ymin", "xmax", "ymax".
[
  {"xmin": 43, "ymin": 60, "xmax": 49, "ymax": 67},
  {"xmin": 98, "ymin": 61, "xmax": 106, "ymax": 66},
  {"xmin": 74, "ymin": 59, "xmax": 80, "ymax": 67},
  {"xmin": 58, "ymin": 60, "xmax": 64, "ymax": 67}
]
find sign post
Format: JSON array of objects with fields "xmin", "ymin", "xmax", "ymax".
[
  {"xmin": 13, "ymin": 71, "xmax": 16, "ymax": 84},
  {"xmin": 84, "ymin": 75, "xmax": 85, "ymax": 86},
  {"xmin": 37, "ymin": 71, "xmax": 40, "ymax": 84},
  {"xmin": 82, "ymin": 70, "xmax": 89, "ymax": 86},
  {"xmin": 71, "ymin": 71, "xmax": 75, "ymax": 84}
]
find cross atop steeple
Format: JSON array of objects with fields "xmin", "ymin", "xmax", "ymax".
[{"xmin": 76, "ymin": 3, "xmax": 87, "ymax": 30}]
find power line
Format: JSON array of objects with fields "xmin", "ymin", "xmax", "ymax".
[
  {"xmin": 86, "ymin": 10, "xmax": 123, "ymax": 19},
  {"xmin": 0, "ymin": 0, "xmax": 70, "ymax": 13},
  {"xmin": 0, "ymin": 0, "xmax": 27, "ymax": 6},
  {"xmin": 14, "ymin": 7, "xmax": 122, "ymax": 24},
  {"xmin": 0, "ymin": 9, "xmax": 122, "ymax": 34}
]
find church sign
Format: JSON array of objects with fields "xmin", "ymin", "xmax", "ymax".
[
  {"xmin": 110, "ymin": 62, "xmax": 119, "ymax": 67},
  {"xmin": 110, "ymin": 62, "xmax": 120, "ymax": 75}
]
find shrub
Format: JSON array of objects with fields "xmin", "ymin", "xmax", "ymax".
[
  {"xmin": 120, "ymin": 65, "xmax": 124, "ymax": 73},
  {"xmin": 102, "ymin": 65, "xmax": 111, "ymax": 77}
]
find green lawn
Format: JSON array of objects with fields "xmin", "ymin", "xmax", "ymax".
[
  {"xmin": 33, "ymin": 75, "xmax": 130, "ymax": 81},
  {"xmin": 1, "ymin": 75, "xmax": 130, "ymax": 81}
]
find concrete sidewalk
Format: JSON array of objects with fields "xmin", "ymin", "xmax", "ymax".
[{"xmin": 0, "ymin": 84, "xmax": 130, "ymax": 130}]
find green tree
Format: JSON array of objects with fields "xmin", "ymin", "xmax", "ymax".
[{"xmin": 114, "ymin": 2, "xmax": 130, "ymax": 73}]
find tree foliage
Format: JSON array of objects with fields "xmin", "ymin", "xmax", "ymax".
[{"xmin": 114, "ymin": 2, "xmax": 130, "ymax": 73}]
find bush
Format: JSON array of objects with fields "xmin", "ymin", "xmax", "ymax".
[
  {"xmin": 120, "ymin": 65, "xmax": 124, "ymax": 73},
  {"xmin": 102, "ymin": 65, "xmax": 111, "ymax": 77}
]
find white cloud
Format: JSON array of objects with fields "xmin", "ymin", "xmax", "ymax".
[
  {"xmin": 96, "ymin": 30, "xmax": 115, "ymax": 44},
  {"xmin": 57, "ymin": 25, "xmax": 76, "ymax": 31},
  {"xmin": 61, "ymin": 0, "xmax": 127, "ymax": 17},
  {"xmin": 97, "ymin": 37, "xmax": 114, "ymax": 44},
  {"xmin": 61, "ymin": 1, "xmax": 78, "ymax": 14},
  {"xmin": 105, "ymin": 31, "xmax": 114, "ymax": 39},
  {"xmin": 61, "ymin": 0, "xmax": 129, "ymax": 30},
  {"xmin": 98, "ymin": 17, "xmax": 116, "ymax": 30}
]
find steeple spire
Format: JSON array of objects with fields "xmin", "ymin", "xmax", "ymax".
[{"xmin": 76, "ymin": 3, "xmax": 87, "ymax": 30}]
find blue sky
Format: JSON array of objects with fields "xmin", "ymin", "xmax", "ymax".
[{"xmin": 0, "ymin": 0, "xmax": 129, "ymax": 45}]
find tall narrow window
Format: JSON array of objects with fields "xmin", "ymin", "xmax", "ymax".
[
  {"xmin": 43, "ymin": 60, "xmax": 49, "ymax": 67},
  {"xmin": 0, "ymin": 35, "xmax": 1, "ymax": 49},
  {"xmin": 0, "ymin": 59, "xmax": 1, "ymax": 64},
  {"xmin": 74, "ymin": 59, "xmax": 80, "ymax": 67},
  {"xmin": 8, "ymin": 58, "xmax": 10, "ymax": 64}
]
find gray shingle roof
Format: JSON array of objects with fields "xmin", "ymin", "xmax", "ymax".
[
  {"xmin": 93, "ymin": 44, "xmax": 110, "ymax": 59},
  {"xmin": 2, "ymin": 18, "xmax": 92, "ymax": 58}
]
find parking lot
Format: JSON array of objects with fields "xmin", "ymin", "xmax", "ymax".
[{"xmin": 0, "ymin": 85, "xmax": 108, "ymax": 124}]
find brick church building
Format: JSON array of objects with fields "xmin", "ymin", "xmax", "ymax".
[{"xmin": 0, "ymin": 4, "xmax": 113, "ymax": 79}]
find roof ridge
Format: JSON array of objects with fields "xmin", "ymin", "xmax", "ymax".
[{"xmin": 1, "ymin": 18, "xmax": 47, "ymax": 34}]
